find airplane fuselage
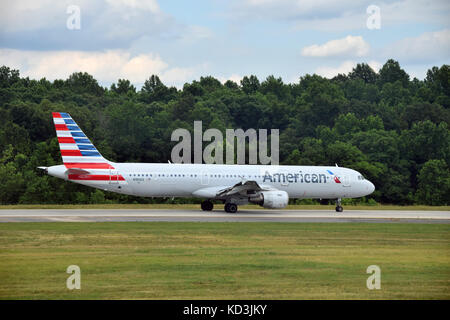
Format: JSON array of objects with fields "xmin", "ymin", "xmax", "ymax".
[
  {"xmin": 48, "ymin": 163, "xmax": 375, "ymax": 200},
  {"xmin": 43, "ymin": 112, "xmax": 375, "ymax": 213}
]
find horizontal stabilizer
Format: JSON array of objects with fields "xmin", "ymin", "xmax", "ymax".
[{"xmin": 66, "ymin": 168, "xmax": 92, "ymax": 175}]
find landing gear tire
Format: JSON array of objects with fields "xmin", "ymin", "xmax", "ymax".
[
  {"xmin": 224, "ymin": 203, "xmax": 238, "ymax": 213},
  {"xmin": 201, "ymin": 200, "xmax": 213, "ymax": 211},
  {"xmin": 335, "ymin": 198, "xmax": 343, "ymax": 212}
]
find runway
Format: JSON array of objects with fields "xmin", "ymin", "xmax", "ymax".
[{"xmin": 0, "ymin": 209, "xmax": 449, "ymax": 223}]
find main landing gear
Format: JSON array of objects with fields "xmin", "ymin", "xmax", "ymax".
[
  {"xmin": 224, "ymin": 203, "xmax": 238, "ymax": 213},
  {"xmin": 201, "ymin": 201, "xmax": 238, "ymax": 213},
  {"xmin": 201, "ymin": 200, "xmax": 213, "ymax": 211},
  {"xmin": 335, "ymin": 198, "xmax": 343, "ymax": 212}
]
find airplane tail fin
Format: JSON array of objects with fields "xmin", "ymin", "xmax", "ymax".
[{"xmin": 52, "ymin": 112, "xmax": 114, "ymax": 169}]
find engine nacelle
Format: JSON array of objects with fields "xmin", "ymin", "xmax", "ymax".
[{"xmin": 249, "ymin": 190, "xmax": 289, "ymax": 209}]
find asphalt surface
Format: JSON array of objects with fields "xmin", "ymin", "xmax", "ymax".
[{"xmin": 0, "ymin": 209, "xmax": 449, "ymax": 223}]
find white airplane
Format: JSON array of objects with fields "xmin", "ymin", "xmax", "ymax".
[{"xmin": 39, "ymin": 112, "xmax": 375, "ymax": 213}]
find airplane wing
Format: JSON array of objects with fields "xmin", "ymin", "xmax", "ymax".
[
  {"xmin": 216, "ymin": 180, "xmax": 265, "ymax": 197},
  {"xmin": 193, "ymin": 180, "xmax": 275, "ymax": 199}
]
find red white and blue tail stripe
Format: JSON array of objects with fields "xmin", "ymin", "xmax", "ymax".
[
  {"xmin": 52, "ymin": 112, "xmax": 125, "ymax": 184},
  {"xmin": 53, "ymin": 112, "xmax": 110, "ymax": 167}
]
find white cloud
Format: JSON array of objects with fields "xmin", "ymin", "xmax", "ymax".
[
  {"xmin": 383, "ymin": 29, "xmax": 450, "ymax": 64},
  {"xmin": 0, "ymin": 0, "xmax": 95, "ymax": 32},
  {"xmin": 292, "ymin": 14, "xmax": 365, "ymax": 32},
  {"xmin": 301, "ymin": 35, "xmax": 369, "ymax": 58},
  {"xmin": 160, "ymin": 67, "xmax": 195, "ymax": 85},
  {"xmin": 218, "ymin": 74, "xmax": 243, "ymax": 84},
  {"xmin": 177, "ymin": 25, "xmax": 214, "ymax": 44},
  {"xmin": 0, "ymin": 49, "xmax": 195, "ymax": 87},
  {"xmin": 239, "ymin": 0, "xmax": 360, "ymax": 19},
  {"xmin": 0, "ymin": 0, "xmax": 214, "ymax": 52},
  {"xmin": 315, "ymin": 61, "xmax": 357, "ymax": 78},
  {"xmin": 232, "ymin": 0, "xmax": 450, "ymax": 31},
  {"xmin": 105, "ymin": 0, "xmax": 160, "ymax": 13},
  {"xmin": 380, "ymin": 0, "xmax": 450, "ymax": 27},
  {"xmin": 367, "ymin": 60, "xmax": 382, "ymax": 73},
  {"xmin": 227, "ymin": 74, "xmax": 243, "ymax": 84},
  {"xmin": 315, "ymin": 60, "xmax": 383, "ymax": 78},
  {"xmin": 0, "ymin": 0, "xmax": 174, "ymax": 50}
]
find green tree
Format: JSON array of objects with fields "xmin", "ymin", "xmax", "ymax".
[
  {"xmin": 348, "ymin": 63, "xmax": 378, "ymax": 84},
  {"xmin": 0, "ymin": 145, "xmax": 26, "ymax": 204},
  {"xmin": 416, "ymin": 159, "xmax": 450, "ymax": 205},
  {"xmin": 260, "ymin": 75, "xmax": 289, "ymax": 100},
  {"xmin": 378, "ymin": 59, "xmax": 410, "ymax": 87},
  {"xmin": 401, "ymin": 102, "xmax": 450, "ymax": 128},
  {"xmin": 240, "ymin": 75, "xmax": 260, "ymax": 94},
  {"xmin": 111, "ymin": 79, "xmax": 136, "ymax": 95},
  {"xmin": 140, "ymin": 75, "xmax": 177, "ymax": 103},
  {"xmin": 400, "ymin": 121, "xmax": 450, "ymax": 166},
  {"xmin": 199, "ymin": 76, "xmax": 222, "ymax": 92},
  {"xmin": 65, "ymin": 72, "xmax": 104, "ymax": 95},
  {"xmin": 0, "ymin": 66, "xmax": 20, "ymax": 88},
  {"xmin": 0, "ymin": 62, "xmax": 448, "ymax": 205},
  {"xmin": 425, "ymin": 65, "xmax": 450, "ymax": 108}
]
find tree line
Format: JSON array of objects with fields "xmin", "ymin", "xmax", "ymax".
[{"xmin": 0, "ymin": 59, "xmax": 449, "ymax": 205}]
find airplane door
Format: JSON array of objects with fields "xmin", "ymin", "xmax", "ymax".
[
  {"xmin": 343, "ymin": 175, "xmax": 350, "ymax": 187},
  {"xmin": 201, "ymin": 170, "xmax": 210, "ymax": 185},
  {"xmin": 109, "ymin": 170, "xmax": 119, "ymax": 184}
]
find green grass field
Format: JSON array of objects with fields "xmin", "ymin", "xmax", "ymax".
[{"xmin": 0, "ymin": 222, "xmax": 449, "ymax": 299}]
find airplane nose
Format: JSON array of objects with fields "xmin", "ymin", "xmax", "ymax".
[{"xmin": 367, "ymin": 181, "xmax": 375, "ymax": 194}]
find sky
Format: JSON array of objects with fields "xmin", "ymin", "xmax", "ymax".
[{"xmin": 0, "ymin": 0, "xmax": 449, "ymax": 88}]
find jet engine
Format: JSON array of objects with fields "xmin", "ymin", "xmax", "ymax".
[{"xmin": 249, "ymin": 190, "xmax": 289, "ymax": 209}]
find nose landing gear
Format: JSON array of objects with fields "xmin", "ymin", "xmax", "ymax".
[{"xmin": 335, "ymin": 198, "xmax": 343, "ymax": 212}]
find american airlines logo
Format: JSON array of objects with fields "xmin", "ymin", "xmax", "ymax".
[
  {"xmin": 263, "ymin": 172, "xmax": 328, "ymax": 184},
  {"xmin": 262, "ymin": 170, "xmax": 341, "ymax": 184},
  {"xmin": 327, "ymin": 170, "xmax": 341, "ymax": 183}
]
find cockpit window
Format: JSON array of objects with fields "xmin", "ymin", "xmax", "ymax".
[{"xmin": 358, "ymin": 175, "xmax": 365, "ymax": 180}]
